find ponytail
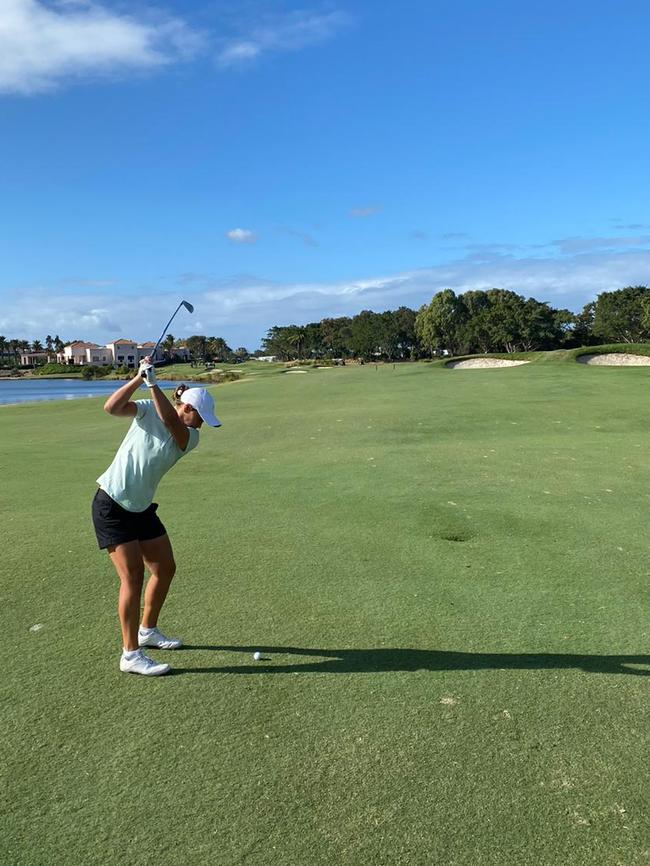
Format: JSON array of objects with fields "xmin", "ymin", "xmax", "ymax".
[{"xmin": 173, "ymin": 383, "xmax": 189, "ymax": 405}]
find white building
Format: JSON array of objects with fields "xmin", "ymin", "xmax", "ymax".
[
  {"xmin": 20, "ymin": 351, "xmax": 56, "ymax": 366},
  {"xmin": 58, "ymin": 342, "xmax": 99, "ymax": 365},
  {"xmin": 54, "ymin": 338, "xmax": 190, "ymax": 367},
  {"xmin": 173, "ymin": 345, "xmax": 191, "ymax": 361},
  {"xmin": 86, "ymin": 345, "xmax": 114, "ymax": 365},
  {"xmin": 106, "ymin": 339, "xmax": 139, "ymax": 369}
]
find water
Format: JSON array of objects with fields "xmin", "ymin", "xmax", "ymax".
[{"xmin": 0, "ymin": 378, "xmax": 180, "ymax": 406}]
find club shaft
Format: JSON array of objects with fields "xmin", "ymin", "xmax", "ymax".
[{"xmin": 151, "ymin": 303, "xmax": 184, "ymax": 361}]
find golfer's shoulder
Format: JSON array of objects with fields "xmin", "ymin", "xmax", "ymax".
[{"xmin": 133, "ymin": 399, "xmax": 154, "ymax": 420}]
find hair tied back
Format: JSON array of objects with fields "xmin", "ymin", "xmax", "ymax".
[{"xmin": 173, "ymin": 383, "xmax": 189, "ymax": 404}]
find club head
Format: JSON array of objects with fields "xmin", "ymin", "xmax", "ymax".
[{"xmin": 182, "ymin": 300, "xmax": 194, "ymax": 314}]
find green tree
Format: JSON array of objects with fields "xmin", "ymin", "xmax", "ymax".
[
  {"xmin": 262, "ymin": 326, "xmax": 297, "ymax": 360},
  {"xmin": 518, "ymin": 298, "xmax": 566, "ymax": 351},
  {"xmin": 206, "ymin": 337, "xmax": 233, "ymax": 362},
  {"xmin": 303, "ymin": 322, "xmax": 323, "ymax": 358},
  {"xmin": 552, "ymin": 308, "xmax": 576, "ymax": 347},
  {"xmin": 593, "ymin": 286, "xmax": 650, "ymax": 342},
  {"xmin": 380, "ymin": 310, "xmax": 400, "ymax": 360},
  {"xmin": 415, "ymin": 289, "xmax": 467, "ymax": 356},
  {"xmin": 392, "ymin": 306, "xmax": 417, "ymax": 358},
  {"xmin": 379, "ymin": 307, "xmax": 417, "ymax": 359},
  {"xmin": 320, "ymin": 317, "xmax": 353, "ymax": 357},
  {"xmin": 641, "ymin": 297, "xmax": 650, "ymax": 336},
  {"xmin": 571, "ymin": 302, "xmax": 595, "ymax": 346},
  {"xmin": 285, "ymin": 326, "xmax": 306, "ymax": 360},
  {"xmin": 8, "ymin": 339, "xmax": 20, "ymax": 366},
  {"xmin": 186, "ymin": 335, "xmax": 208, "ymax": 360},
  {"xmin": 163, "ymin": 334, "xmax": 175, "ymax": 357},
  {"xmin": 481, "ymin": 289, "xmax": 527, "ymax": 352},
  {"xmin": 350, "ymin": 310, "xmax": 384, "ymax": 360},
  {"xmin": 459, "ymin": 290, "xmax": 492, "ymax": 353}
]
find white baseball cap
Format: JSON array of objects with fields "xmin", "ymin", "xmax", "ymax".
[{"xmin": 180, "ymin": 387, "xmax": 221, "ymax": 427}]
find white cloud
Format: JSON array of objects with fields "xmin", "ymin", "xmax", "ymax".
[
  {"xmin": 276, "ymin": 226, "xmax": 318, "ymax": 247},
  {"xmin": 349, "ymin": 205, "xmax": 381, "ymax": 218},
  {"xmin": 549, "ymin": 235, "xmax": 650, "ymax": 254},
  {"xmin": 0, "ymin": 4, "xmax": 351, "ymax": 95},
  {"xmin": 217, "ymin": 9, "xmax": 350, "ymax": 67},
  {"xmin": 0, "ymin": 0, "xmax": 202, "ymax": 94},
  {"xmin": 226, "ymin": 228, "xmax": 257, "ymax": 244},
  {"xmin": 5, "ymin": 246, "xmax": 650, "ymax": 347}
]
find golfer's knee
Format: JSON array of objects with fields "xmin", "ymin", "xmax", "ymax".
[
  {"xmin": 161, "ymin": 560, "xmax": 176, "ymax": 581},
  {"xmin": 121, "ymin": 568, "xmax": 145, "ymax": 589},
  {"xmin": 148, "ymin": 560, "xmax": 176, "ymax": 583}
]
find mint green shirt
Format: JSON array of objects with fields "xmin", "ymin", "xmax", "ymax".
[{"xmin": 97, "ymin": 400, "xmax": 199, "ymax": 512}]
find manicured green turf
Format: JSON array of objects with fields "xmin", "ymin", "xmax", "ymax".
[
  {"xmin": 2, "ymin": 362, "xmax": 649, "ymax": 865},
  {"xmin": 162, "ymin": 359, "xmax": 285, "ymax": 380}
]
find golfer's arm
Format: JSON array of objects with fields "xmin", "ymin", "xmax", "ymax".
[
  {"xmin": 150, "ymin": 385, "xmax": 190, "ymax": 450},
  {"xmin": 103, "ymin": 374, "xmax": 141, "ymax": 416}
]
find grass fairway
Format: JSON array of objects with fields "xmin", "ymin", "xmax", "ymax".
[{"xmin": 2, "ymin": 362, "xmax": 649, "ymax": 866}]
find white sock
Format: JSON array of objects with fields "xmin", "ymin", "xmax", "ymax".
[
  {"xmin": 122, "ymin": 648, "xmax": 140, "ymax": 659},
  {"xmin": 139, "ymin": 625, "xmax": 156, "ymax": 634}
]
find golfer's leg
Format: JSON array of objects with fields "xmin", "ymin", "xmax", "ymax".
[
  {"xmin": 109, "ymin": 541, "xmax": 145, "ymax": 651},
  {"xmin": 140, "ymin": 534, "xmax": 176, "ymax": 629}
]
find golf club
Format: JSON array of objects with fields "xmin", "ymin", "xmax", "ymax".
[{"xmin": 150, "ymin": 300, "xmax": 194, "ymax": 362}]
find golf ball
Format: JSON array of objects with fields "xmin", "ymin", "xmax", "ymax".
[{"xmin": 253, "ymin": 651, "xmax": 262, "ymax": 661}]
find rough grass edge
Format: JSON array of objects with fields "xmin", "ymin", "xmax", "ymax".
[{"xmin": 431, "ymin": 343, "xmax": 650, "ymax": 367}]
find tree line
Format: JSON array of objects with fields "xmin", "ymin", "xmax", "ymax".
[
  {"xmin": 183, "ymin": 336, "xmax": 250, "ymax": 363},
  {"xmin": 0, "ymin": 333, "xmax": 250, "ymax": 367},
  {"xmin": 260, "ymin": 285, "xmax": 650, "ymax": 360},
  {"xmin": 0, "ymin": 334, "xmax": 66, "ymax": 361},
  {"xmin": 3, "ymin": 285, "xmax": 650, "ymax": 366}
]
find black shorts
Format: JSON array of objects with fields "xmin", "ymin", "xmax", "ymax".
[{"xmin": 92, "ymin": 488, "xmax": 167, "ymax": 550}]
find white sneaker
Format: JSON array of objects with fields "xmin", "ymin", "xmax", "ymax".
[
  {"xmin": 138, "ymin": 626, "xmax": 183, "ymax": 650},
  {"xmin": 120, "ymin": 649, "xmax": 170, "ymax": 676}
]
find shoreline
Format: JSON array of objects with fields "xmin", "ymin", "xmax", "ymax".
[{"xmin": 0, "ymin": 373, "xmax": 208, "ymax": 382}]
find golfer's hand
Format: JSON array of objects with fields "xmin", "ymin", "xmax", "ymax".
[{"xmin": 139, "ymin": 357, "xmax": 157, "ymax": 388}]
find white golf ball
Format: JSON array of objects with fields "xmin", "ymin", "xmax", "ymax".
[{"xmin": 253, "ymin": 651, "xmax": 262, "ymax": 661}]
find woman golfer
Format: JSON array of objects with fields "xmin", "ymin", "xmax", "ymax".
[{"xmin": 92, "ymin": 358, "xmax": 220, "ymax": 676}]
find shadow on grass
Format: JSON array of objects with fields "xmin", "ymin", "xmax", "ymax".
[{"xmin": 170, "ymin": 646, "xmax": 650, "ymax": 676}]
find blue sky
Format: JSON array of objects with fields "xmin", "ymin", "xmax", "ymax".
[{"xmin": 2, "ymin": 0, "xmax": 650, "ymax": 349}]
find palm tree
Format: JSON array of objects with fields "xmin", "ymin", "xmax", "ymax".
[
  {"xmin": 163, "ymin": 334, "xmax": 175, "ymax": 358},
  {"xmin": 32, "ymin": 339, "xmax": 43, "ymax": 352},
  {"xmin": 286, "ymin": 326, "xmax": 306, "ymax": 360},
  {"xmin": 45, "ymin": 335, "xmax": 53, "ymax": 352},
  {"xmin": 8, "ymin": 339, "xmax": 20, "ymax": 366},
  {"xmin": 206, "ymin": 337, "xmax": 232, "ymax": 363}
]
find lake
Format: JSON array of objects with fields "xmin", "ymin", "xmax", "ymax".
[{"xmin": 0, "ymin": 378, "xmax": 181, "ymax": 406}]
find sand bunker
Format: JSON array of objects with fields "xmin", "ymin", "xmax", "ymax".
[
  {"xmin": 446, "ymin": 358, "xmax": 530, "ymax": 369},
  {"xmin": 577, "ymin": 353, "xmax": 650, "ymax": 366}
]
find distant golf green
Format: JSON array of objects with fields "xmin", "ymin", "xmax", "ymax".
[{"xmin": 3, "ymin": 360, "xmax": 649, "ymax": 865}]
